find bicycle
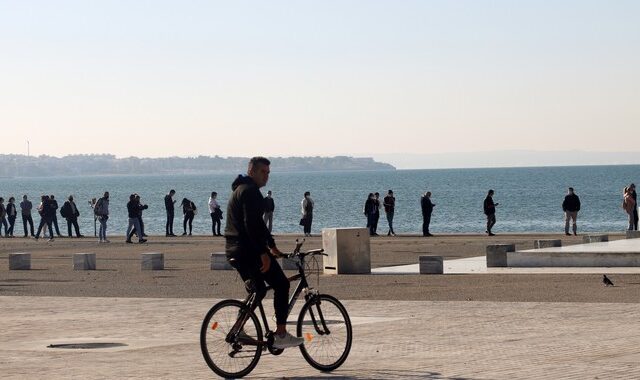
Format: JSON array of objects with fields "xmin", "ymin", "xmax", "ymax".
[{"xmin": 200, "ymin": 239, "xmax": 353, "ymax": 378}]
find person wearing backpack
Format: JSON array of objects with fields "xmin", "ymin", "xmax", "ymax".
[
  {"xmin": 94, "ymin": 192, "xmax": 110, "ymax": 243},
  {"xmin": 61, "ymin": 195, "xmax": 83, "ymax": 238}
]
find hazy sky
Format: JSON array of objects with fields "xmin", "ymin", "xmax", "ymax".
[{"xmin": 1, "ymin": 1, "xmax": 638, "ymax": 162}]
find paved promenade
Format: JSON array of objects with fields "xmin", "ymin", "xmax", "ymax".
[{"xmin": 2, "ymin": 296, "xmax": 640, "ymax": 379}]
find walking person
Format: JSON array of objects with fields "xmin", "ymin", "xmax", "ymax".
[
  {"xmin": 630, "ymin": 183, "xmax": 638, "ymax": 230},
  {"xmin": 127, "ymin": 194, "xmax": 148, "ymax": 241},
  {"xmin": 300, "ymin": 191, "xmax": 314, "ymax": 237},
  {"xmin": 484, "ymin": 189, "xmax": 499, "ymax": 236},
  {"xmin": 35, "ymin": 195, "xmax": 55, "ymax": 241},
  {"xmin": 263, "ymin": 190, "xmax": 275, "ymax": 233},
  {"xmin": 60, "ymin": 195, "xmax": 83, "ymax": 238},
  {"xmin": 383, "ymin": 190, "xmax": 396, "ymax": 236},
  {"xmin": 20, "ymin": 195, "xmax": 35, "ymax": 237},
  {"xmin": 0, "ymin": 197, "xmax": 8, "ymax": 237},
  {"xmin": 49, "ymin": 195, "xmax": 63, "ymax": 237},
  {"xmin": 363, "ymin": 193, "xmax": 375, "ymax": 236},
  {"xmin": 562, "ymin": 187, "xmax": 581, "ymax": 236},
  {"xmin": 165, "ymin": 189, "xmax": 177, "ymax": 236},
  {"xmin": 94, "ymin": 192, "xmax": 110, "ymax": 243},
  {"xmin": 126, "ymin": 194, "xmax": 147, "ymax": 244},
  {"xmin": 623, "ymin": 187, "xmax": 636, "ymax": 231},
  {"xmin": 181, "ymin": 198, "xmax": 196, "ymax": 236},
  {"xmin": 224, "ymin": 156, "xmax": 303, "ymax": 349},
  {"xmin": 421, "ymin": 191, "xmax": 435, "ymax": 237},
  {"xmin": 6, "ymin": 197, "xmax": 17, "ymax": 237},
  {"xmin": 209, "ymin": 192, "xmax": 223, "ymax": 236}
]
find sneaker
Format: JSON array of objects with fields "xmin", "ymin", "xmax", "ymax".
[
  {"xmin": 126, "ymin": 240, "xmax": 133, "ymax": 244},
  {"xmin": 138, "ymin": 239, "xmax": 147, "ymax": 244},
  {"xmin": 182, "ymin": 232, "xmax": 187, "ymax": 236},
  {"xmin": 103, "ymin": 239, "xmax": 111, "ymax": 243},
  {"xmin": 272, "ymin": 331, "xmax": 304, "ymax": 349},
  {"xmin": 48, "ymin": 238, "xmax": 55, "ymax": 242},
  {"xmin": 488, "ymin": 233, "xmax": 496, "ymax": 236}
]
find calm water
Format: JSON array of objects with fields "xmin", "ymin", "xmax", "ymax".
[{"xmin": 0, "ymin": 165, "xmax": 637, "ymax": 236}]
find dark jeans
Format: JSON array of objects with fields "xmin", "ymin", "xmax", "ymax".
[
  {"xmin": 66, "ymin": 217, "xmax": 81, "ymax": 237},
  {"xmin": 634, "ymin": 208, "xmax": 639, "ymax": 231},
  {"xmin": 8, "ymin": 215, "xmax": 16, "ymax": 236},
  {"xmin": 166, "ymin": 211, "xmax": 174, "ymax": 235},
  {"xmin": 227, "ymin": 244, "xmax": 290, "ymax": 325},
  {"xmin": 22, "ymin": 214, "xmax": 34, "ymax": 236},
  {"xmin": 183, "ymin": 212, "xmax": 194, "ymax": 234},
  {"xmin": 486, "ymin": 213, "xmax": 496, "ymax": 233},
  {"xmin": 302, "ymin": 214, "xmax": 313, "ymax": 234},
  {"xmin": 422, "ymin": 213, "xmax": 432, "ymax": 235},
  {"xmin": 386, "ymin": 212, "xmax": 394, "ymax": 234},
  {"xmin": 51, "ymin": 214, "xmax": 62, "ymax": 236},
  {"xmin": 210, "ymin": 213, "xmax": 221, "ymax": 236},
  {"xmin": 35, "ymin": 217, "xmax": 54, "ymax": 238},
  {"xmin": 128, "ymin": 217, "xmax": 145, "ymax": 240},
  {"xmin": 0, "ymin": 217, "xmax": 7, "ymax": 236},
  {"xmin": 366, "ymin": 213, "xmax": 375, "ymax": 235}
]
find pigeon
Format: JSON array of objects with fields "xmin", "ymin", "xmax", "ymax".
[{"xmin": 602, "ymin": 275, "xmax": 614, "ymax": 287}]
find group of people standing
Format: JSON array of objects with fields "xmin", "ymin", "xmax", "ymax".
[
  {"xmin": 363, "ymin": 190, "xmax": 397, "ymax": 236},
  {"xmin": 622, "ymin": 183, "xmax": 638, "ymax": 231}
]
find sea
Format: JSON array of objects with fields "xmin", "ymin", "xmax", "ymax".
[{"xmin": 0, "ymin": 165, "xmax": 637, "ymax": 236}]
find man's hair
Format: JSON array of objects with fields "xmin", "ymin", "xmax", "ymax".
[
  {"xmin": 304, "ymin": 191, "xmax": 310, "ymax": 197},
  {"xmin": 374, "ymin": 192, "xmax": 379, "ymax": 196},
  {"xmin": 488, "ymin": 189, "xmax": 494, "ymax": 195},
  {"xmin": 248, "ymin": 156, "xmax": 271, "ymax": 172},
  {"xmin": 169, "ymin": 189, "xmax": 175, "ymax": 194},
  {"xmin": 569, "ymin": 187, "xmax": 574, "ymax": 192}
]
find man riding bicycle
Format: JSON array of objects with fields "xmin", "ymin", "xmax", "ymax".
[{"xmin": 224, "ymin": 156, "xmax": 304, "ymax": 349}]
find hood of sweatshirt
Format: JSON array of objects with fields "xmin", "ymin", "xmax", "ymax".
[{"xmin": 231, "ymin": 175, "xmax": 255, "ymax": 191}]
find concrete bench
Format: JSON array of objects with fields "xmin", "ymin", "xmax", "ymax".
[
  {"xmin": 419, "ymin": 256, "xmax": 443, "ymax": 274},
  {"xmin": 210, "ymin": 253, "xmax": 233, "ymax": 270},
  {"xmin": 534, "ymin": 239, "xmax": 562, "ymax": 249},
  {"xmin": 141, "ymin": 253, "xmax": 164, "ymax": 270},
  {"xmin": 9, "ymin": 253, "xmax": 31, "ymax": 270},
  {"xmin": 582, "ymin": 234, "xmax": 608, "ymax": 243},
  {"xmin": 73, "ymin": 253, "xmax": 96, "ymax": 270},
  {"xmin": 322, "ymin": 227, "xmax": 371, "ymax": 274},
  {"xmin": 486, "ymin": 244, "xmax": 515, "ymax": 267},
  {"xmin": 625, "ymin": 230, "xmax": 640, "ymax": 239}
]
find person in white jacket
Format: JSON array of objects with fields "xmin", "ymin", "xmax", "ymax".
[
  {"xmin": 208, "ymin": 192, "xmax": 222, "ymax": 236},
  {"xmin": 300, "ymin": 191, "xmax": 314, "ymax": 237}
]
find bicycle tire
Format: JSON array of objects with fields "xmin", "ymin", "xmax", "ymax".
[
  {"xmin": 297, "ymin": 294, "xmax": 352, "ymax": 371},
  {"xmin": 200, "ymin": 299, "xmax": 263, "ymax": 378}
]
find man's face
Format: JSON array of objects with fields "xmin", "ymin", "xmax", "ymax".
[
  {"xmin": 104, "ymin": 192, "xmax": 110, "ymax": 199},
  {"xmin": 250, "ymin": 163, "xmax": 270, "ymax": 188}
]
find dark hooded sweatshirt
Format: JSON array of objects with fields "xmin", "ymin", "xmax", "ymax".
[{"xmin": 225, "ymin": 175, "xmax": 275, "ymax": 261}]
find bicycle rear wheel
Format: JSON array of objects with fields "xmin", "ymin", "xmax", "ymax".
[
  {"xmin": 200, "ymin": 299, "xmax": 263, "ymax": 378},
  {"xmin": 297, "ymin": 294, "xmax": 352, "ymax": 371}
]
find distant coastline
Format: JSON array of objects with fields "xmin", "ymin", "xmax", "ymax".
[{"xmin": 0, "ymin": 154, "xmax": 395, "ymax": 178}]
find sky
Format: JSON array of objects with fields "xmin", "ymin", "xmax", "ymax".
[{"xmin": 1, "ymin": 1, "xmax": 639, "ymax": 168}]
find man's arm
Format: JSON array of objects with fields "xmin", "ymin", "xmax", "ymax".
[{"xmin": 242, "ymin": 188, "xmax": 275, "ymax": 256}]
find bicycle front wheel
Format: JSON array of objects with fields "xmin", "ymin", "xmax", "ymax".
[
  {"xmin": 200, "ymin": 299, "xmax": 263, "ymax": 379},
  {"xmin": 297, "ymin": 294, "xmax": 352, "ymax": 371}
]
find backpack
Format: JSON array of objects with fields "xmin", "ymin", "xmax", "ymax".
[
  {"xmin": 60, "ymin": 203, "xmax": 70, "ymax": 218},
  {"xmin": 94, "ymin": 199, "xmax": 104, "ymax": 216}
]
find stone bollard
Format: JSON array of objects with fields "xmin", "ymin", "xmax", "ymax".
[
  {"xmin": 141, "ymin": 253, "xmax": 164, "ymax": 270},
  {"xmin": 534, "ymin": 239, "xmax": 562, "ymax": 249},
  {"xmin": 625, "ymin": 230, "xmax": 640, "ymax": 239},
  {"xmin": 9, "ymin": 253, "xmax": 31, "ymax": 270},
  {"xmin": 210, "ymin": 252, "xmax": 233, "ymax": 270},
  {"xmin": 582, "ymin": 234, "xmax": 608, "ymax": 243},
  {"xmin": 322, "ymin": 227, "xmax": 371, "ymax": 274},
  {"xmin": 419, "ymin": 256, "xmax": 443, "ymax": 274},
  {"xmin": 73, "ymin": 253, "xmax": 96, "ymax": 270},
  {"xmin": 486, "ymin": 244, "xmax": 515, "ymax": 267}
]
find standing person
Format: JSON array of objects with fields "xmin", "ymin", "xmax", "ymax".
[
  {"xmin": 181, "ymin": 198, "xmax": 196, "ymax": 236},
  {"xmin": 209, "ymin": 192, "xmax": 223, "ymax": 236},
  {"xmin": 0, "ymin": 198, "xmax": 7, "ymax": 237},
  {"xmin": 300, "ymin": 191, "xmax": 314, "ymax": 237},
  {"xmin": 484, "ymin": 189, "xmax": 498, "ymax": 236},
  {"xmin": 20, "ymin": 195, "xmax": 35, "ymax": 238},
  {"xmin": 263, "ymin": 190, "xmax": 275, "ymax": 233},
  {"xmin": 224, "ymin": 156, "xmax": 303, "ymax": 349},
  {"xmin": 363, "ymin": 193, "xmax": 375, "ymax": 236},
  {"xmin": 368, "ymin": 192, "xmax": 380, "ymax": 236},
  {"xmin": 562, "ymin": 187, "xmax": 581, "ymax": 236},
  {"xmin": 6, "ymin": 197, "xmax": 17, "ymax": 237},
  {"xmin": 421, "ymin": 191, "xmax": 435, "ymax": 237},
  {"xmin": 35, "ymin": 195, "xmax": 55, "ymax": 241},
  {"xmin": 126, "ymin": 194, "xmax": 147, "ymax": 244},
  {"xmin": 630, "ymin": 183, "xmax": 638, "ymax": 230},
  {"xmin": 164, "ymin": 189, "xmax": 176, "ymax": 237},
  {"xmin": 60, "ymin": 195, "xmax": 83, "ymax": 238},
  {"xmin": 49, "ymin": 195, "xmax": 63, "ymax": 237},
  {"xmin": 94, "ymin": 192, "xmax": 110, "ymax": 243},
  {"xmin": 383, "ymin": 190, "xmax": 396, "ymax": 236},
  {"xmin": 623, "ymin": 187, "xmax": 636, "ymax": 231}
]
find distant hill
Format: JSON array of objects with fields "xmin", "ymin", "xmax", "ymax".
[{"xmin": 0, "ymin": 154, "xmax": 395, "ymax": 177}]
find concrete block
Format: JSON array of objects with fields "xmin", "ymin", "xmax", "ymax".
[
  {"xmin": 322, "ymin": 227, "xmax": 371, "ymax": 274},
  {"xmin": 625, "ymin": 230, "xmax": 640, "ymax": 239},
  {"xmin": 486, "ymin": 244, "xmax": 515, "ymax": 267},
  {"xmin": 9, "ymin": 253, "xmax": 31, "ymax": 270},
  {"xmin": 141, "ymin": 252, "xmax": 164, "ymax": 270},
  {"xmin": 210, "ymin": 252, "xmax": 233, "ymax": 270},
  {"xmin": 73, "ymin": 253, "xmax": 96, "ymax": 270},
  {"xmin": 582, "ymin": 234, "xmax": 608, "ymax": 243},
  {"xmin": 419, "ymin": 256, "xmax": 443, "ymax": 274},
  {"xmin": 534, "ymin": 239, "xmax": 562, "ymax": 249}
]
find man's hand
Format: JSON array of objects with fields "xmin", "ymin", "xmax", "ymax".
[
  {"xmin": 270, "ymin": 246, "xmax": 283, "ymax": 258},
  {"xmin": 260, "ymin": 253, "xmax": 271, "ymax": 273}
]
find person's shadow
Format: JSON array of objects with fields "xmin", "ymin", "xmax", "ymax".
[{"xmin": 248, "ymin": 369, "xmax": 476, "ymax": 379}]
